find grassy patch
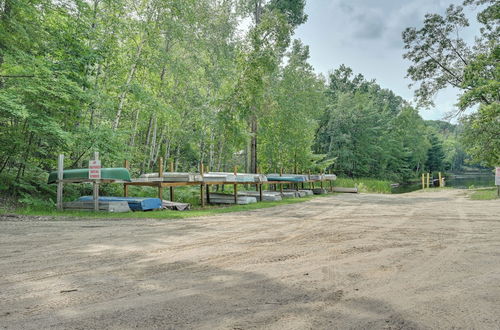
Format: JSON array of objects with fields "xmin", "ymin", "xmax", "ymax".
[
  {"xmin": 5, "ymin": 195, "xmax": 328, "ymax": 220},
  {"xmin": 335, "ymin": 177, "xmax": 392, "ymax": 194},
  {"xmin": 469, "ymin": 188, "xmax": 499, "ymax": 200}
]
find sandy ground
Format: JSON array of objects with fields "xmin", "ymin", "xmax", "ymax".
[{"xmin": 0, "ymin": 189, "xmax": 499, "ymax": 330}]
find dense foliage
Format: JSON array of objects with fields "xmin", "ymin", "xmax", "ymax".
[{"xmin": 0, "ymin": 0, "xmax": 494, "ymax": 206}]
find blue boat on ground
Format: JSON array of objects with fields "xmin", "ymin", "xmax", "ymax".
[{"xmin": 77, "ymin": 196, "xmax": 162, "ymax": 211}]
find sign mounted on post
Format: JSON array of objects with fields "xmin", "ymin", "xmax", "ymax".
[
  {"xmin": 496, "ymin": 167, "xmax": 500, "ymax": 186},
  {"xmin": 89, "ymin": 159, "xmax": 101, "ymax": 180}
]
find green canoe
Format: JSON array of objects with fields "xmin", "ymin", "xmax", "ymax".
[{"xmin": 47, "ymin": 168, "xmax": 132, "ymax": 184}]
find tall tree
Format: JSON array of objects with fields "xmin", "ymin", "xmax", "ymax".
[
  {"xmin": 238, "ymin": 0, "xmax": 306, "ymax": 173},
  {"xmin": 403, "ymin": 0, "xmax": 498, "ymax": 166}
]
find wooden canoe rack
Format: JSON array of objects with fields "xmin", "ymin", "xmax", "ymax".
[{"xmin": 123, "ymin": 159, "xmax": 337, "ymax": 207}]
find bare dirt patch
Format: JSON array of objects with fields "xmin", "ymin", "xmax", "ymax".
[{"xmin": 1, "ymin": 189, "xmax": 499, "ymax": 329}]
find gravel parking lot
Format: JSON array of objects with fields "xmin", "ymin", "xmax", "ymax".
[{"xmin": 1, "ymin": 189, "xmax": 499, "ymax": 329}]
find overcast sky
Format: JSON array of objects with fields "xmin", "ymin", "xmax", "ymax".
[{"xmin": 293, "ymin": 0, "xmax": 480, "ymax": 121}]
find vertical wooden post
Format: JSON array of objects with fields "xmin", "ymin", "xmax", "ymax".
[
  {"xmin": 438, "ymin": 172, "xmax": 442, "ymax": 187},
  {"xmin": 200, "ymin": 163, "xmax": 205, "ymax": 207},
  {"xmin": 169, "ymin": 160, "xmax": 174, "ymax": 201},
  {"xmin": 123, "ymin": 159, "xmax": 129, "ymax": 197},
  {"xmin": 57, "ymin": 154, "xmax": 64, "ymax": 211},
  {"xmin": 279, "ymin": 167, "xmax": 283, "ymax": 194},
  {"xmin": 256, "ymin": 167, "xmax": 260, "ymax": 192},
  {"xmin": 93, "ymin": 181, "xmax": 99, "ymax": 212},
  {"xmin": 422, "ymin": 173, "xmax": 425, "ymax": 190},
  {"xmin": 257, "ymin": 167, "xmax": 263, "ymax": 201},
  {"xmin": 233, "ymin": 166, "xmax": 238, "ymax": 205},
  {"xmin": 93, "ymin": 152, "xmax": 99, "ymax": 212},
  {"xmin": 308, "ymin": 170, "xmax": 312, "ymax": 189},
  {"xmin": 158, "ymin": 157, "xmax": 164, "ymax": 200},
  {"xmin": 426, "ymin": 173, "xmax": 430, "ymax": 189},
  {"xmin": 206, "ymin": 183, "xmax": 210, "ymax": 204}
]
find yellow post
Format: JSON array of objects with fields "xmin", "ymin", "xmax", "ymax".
[
  {"xmin": 438, "ymin": 172, "xmax": 442, "ymax": 187},
  {"xmin": 421, "ymin": 173, "xmax": 425, "ymax": 190},
  {"xmin": 426, "ymin": 173, "xmax": 430, "ymax": 189}
]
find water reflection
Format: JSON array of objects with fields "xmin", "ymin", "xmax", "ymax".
[{"xmin": 391, "ymin": 173, "xmax": 495, "ymax": 194}]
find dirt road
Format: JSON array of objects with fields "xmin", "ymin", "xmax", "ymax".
[{"xmin": 1, "ymin": 189, "xmax": 499, "ymax": 329}]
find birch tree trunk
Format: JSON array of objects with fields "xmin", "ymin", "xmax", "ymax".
[
  {"xmin": 112, "ymin": 38, "xmax": 145, "ymax": 130},
  {"xmin": 129, "ymin": 108, "xmax": 141, "ymax": 147},
  {"xmin": 250, "ymin": 115, "xmax": 258, "ymax": 173},
  {"xmin": 148, "ymin": 115, "xmax": 157, "ymax": 169}
]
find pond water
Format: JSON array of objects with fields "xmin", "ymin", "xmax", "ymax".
[{"xmin": 391, "ymin": 173, "xmax": 496, "ymax": 194}]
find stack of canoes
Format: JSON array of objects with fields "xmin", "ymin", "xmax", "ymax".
[
  {"xmin": 208, "ymin": 193, "xmax": 257, "ymax": 205},
  {"xmin": 308, "ymin": 174, "xmax": 324, "ymax": 181},
  {"xmin": 135, "ymin": 172, "xmax": 334, "ymax": 184},
  {"xmin": 202, "ymin": 173, "xmax": 237, "ymax": 182},
  {"xmin": 238, "ymin": 191, "xmax": 282, "ymax": 201},
  {"xmin": 283, "ymin": 189, "xmax": 308, "ymax": 198},
  {"xmin": 138, "ymin": 172, "xmax": 202, "ymax": 182},
  {"xmin": 266, "ymin": 174, "xmax": 308, "ymax": 182},
  {"xmin": 204, "ymin": 172, "xmax": 267, "ymax": 183}
]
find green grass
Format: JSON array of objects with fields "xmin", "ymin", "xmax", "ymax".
[
  {"xmin": 0, "ymin": 177, "xmax": 396, "ymax": 219},
  {"xmin": 4, "ymin": 195, "xmax": 328, "ymax": 220},
  {"xmin": 335, "ymin": 177, "xmax": 392, "ymax": 194},
  {"xmin": 469, "ymin": 188, "xmax": 499, "ymax": 200}
]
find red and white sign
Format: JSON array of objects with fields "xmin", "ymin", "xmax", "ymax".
[
  {"xmin": 89, "ymin": 160, "xmax": 101, "ymax": 180},
  {"xmin": 496, "ymin": 167, "xmax": 500, "ymax": 186}
]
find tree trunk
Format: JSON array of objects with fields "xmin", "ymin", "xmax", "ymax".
[
  {"xmin": 175, "ymin": 146, "xmax": 180, "ymax": 171},
  {"xmin": 113, "ymin": 38, "xmax": 145, "ymax": 130},
  {"xmin": 16, "ymin": 131, "xmax": 33, "ymax": 181},
  {"xmin": 141, "ymin": 114, "xmax": 153, "ymax": 172},
  {"xmin": 129, "ymin": 108, "xmax": 141, "ymax": 147},
  {"xmin": 0, "ymin": 0, "xmax": 13, "ymax": 88},
  {"xmin": 164, "ymin": 138, "xmax": 171, "ymax": 167},
  {"xmin": 254, "ymin": 0, "xmax": 262, "ymax": 24},
  {"xmin": 149, "ymin": 115, "xmax": 157, "ymax": 169},
  {"xmin": 250, "ymin": 115, "xmax": 258, "ymax": 173},
  {"xmin": 208, "ymin": 129, "xmax": 215, "ymax": 170},
  {"xmin": 216, "ymin": 138, "xmax": 225, "ymax": 172},
  {"xmin": 200, "ymin": 136, "xmax": 205, "ymax": 168},
  {"xmin": 154, "ymin": 127, "xmax": 164, "ymax": 165}
]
